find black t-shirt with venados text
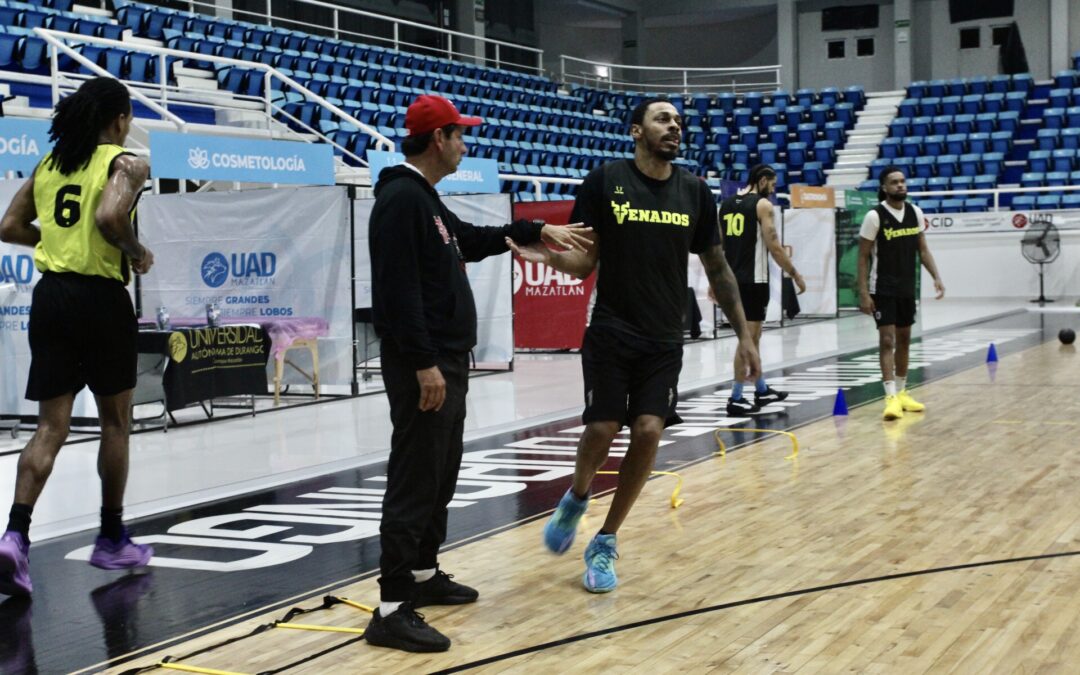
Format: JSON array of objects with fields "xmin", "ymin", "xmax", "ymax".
[{"xmin": 570, "ymin": 159, "xmax": 719, "ymax": 343}]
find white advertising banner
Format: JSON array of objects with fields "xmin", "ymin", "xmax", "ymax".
[
  {"xmin": 138, "ymin": 186, "xmax": 354, "ymax": 386},
  {"xmin": 353, "ymin": 192, "xmax": 515, "ymax": 367},
  {"xmin": 783, "ymin": 207, "xmax": 838, "ymax": 316},
  {"xmin": 0, "ymin": 180, "xmax": 99, "ymax": 419},
  {"xmin": 924, "ymin": 208, "xmax": 1080, "ymax": 234}
]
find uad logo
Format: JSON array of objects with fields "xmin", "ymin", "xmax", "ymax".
[
  {"xmin": 200, "ymin": 252, "xmax": 277, "ymax": 288},
  {"xmin": 0, "ymin": 254, "xmax": 34, "ymax": 285},
  {"xmin": 512, "ymin": 259, "xmax": 584, "ymax": 295}
]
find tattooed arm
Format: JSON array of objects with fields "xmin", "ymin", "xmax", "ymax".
[{"xmin": 699, "ymin": 244, "xmax": 761, "ymax": 380}]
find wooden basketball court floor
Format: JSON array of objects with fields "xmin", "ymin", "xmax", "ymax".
[{"xmin": 104, "ymin": 336, "xmax": 1080, "ymax": 674}]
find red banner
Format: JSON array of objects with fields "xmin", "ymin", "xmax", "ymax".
[{"xmin": 511, "ymin": 200, "xmax": 596, "ymax": 350}]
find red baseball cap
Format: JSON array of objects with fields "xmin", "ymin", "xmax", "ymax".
[{"xmin": 405, "ymin": 95, "xmax": 482, "ymax": 136}]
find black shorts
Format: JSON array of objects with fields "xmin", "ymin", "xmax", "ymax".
[
  {"xmin": 26, "ymin": 272, "xmax": 137, "ymax": 401},
  {"xmin": 871, "ymin": 294, "xmax": 917, "ymax": 329},
  {"xmin": 738, "ymin": 283, "xmax": 770, "ymax": 322},
  {"xmin": 580, "ymin": 325, "xmax": 683, "ymax": 428}
]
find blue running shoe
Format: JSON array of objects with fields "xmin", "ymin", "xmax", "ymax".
[
  {"xmin": 543, "ymin": 489, "xmax": 588, "ymax": 554},
  {"xmin": 583, "ymin": 533, "xmax": 618, "ymax": 593}
]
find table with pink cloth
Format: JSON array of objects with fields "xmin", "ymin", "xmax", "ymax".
[
  {"xmin": 139, "ymin": 317, "xmax": 329, "ymax": 359},
  {"xmin": 138, "ymin": 317, "xmax": 330, "ymax": 403}
]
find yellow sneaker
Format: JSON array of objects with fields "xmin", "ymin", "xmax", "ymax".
[
  {"xmin": 897, "ymin": 389, "xmax": 925, "ymax": 412},
  {"xmin": 883, "ymin": 395, "xmax": 904, "ymax": 420}
]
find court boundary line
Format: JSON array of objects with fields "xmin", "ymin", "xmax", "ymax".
[
  {"xmin": 431, "ymin": 549, "xmax": 1080, "ymax": 673},
  {"xmin": 73, "ymin": 310, "xmax": 1036, "ymax": 674}
]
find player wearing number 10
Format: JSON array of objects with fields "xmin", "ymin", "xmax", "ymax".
[
  {"xmin": 0, "ymin": 78, "xmax": 155, "ymax": 596},
  {"xmin": 720, "ymin": 164, "xmax": 805, "ymax": 416}
]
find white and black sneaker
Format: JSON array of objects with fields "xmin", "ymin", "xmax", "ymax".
[
  {"xmin": 754, "ymin": 387, "xmax": 789, "ymax": 407},
  {"xmin": 726, "ymin": 398, "xmax": 760, "ymax": 417}
]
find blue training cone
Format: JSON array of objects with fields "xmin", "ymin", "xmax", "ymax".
[
  {"xmin": 833, "ymin": 388, "xmax": 848, "ymax": 416},
  {"xmin": 986, "ymin": 343, "xmax": 998, "ymax": 363}
]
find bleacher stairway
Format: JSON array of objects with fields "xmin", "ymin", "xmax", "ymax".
[{"xmin": 826, "ymin": 90, "xmax": 904, "ymax": 190}]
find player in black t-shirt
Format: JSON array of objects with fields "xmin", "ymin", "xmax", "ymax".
[
  {"xmin": 719, "ymin": 164, "xmax": 805, "ymax": 416},
  {"xmin": 508, "ymin": 98, "xmax": 761, "ymax": 594},
  {"xmin": 857, "ymin": 166, "xmax": 945, "ymax": 421}
]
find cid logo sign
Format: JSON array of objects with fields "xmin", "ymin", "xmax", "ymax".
[{"xmin": 200, "ymin": 252, "xmax": 278, "ymax": 288}]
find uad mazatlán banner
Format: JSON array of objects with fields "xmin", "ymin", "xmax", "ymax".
[{"xmin": 511, "ymin": 200, "xmax": 597, "ymax": 350}]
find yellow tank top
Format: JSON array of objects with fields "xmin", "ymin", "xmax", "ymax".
[{"xmin": 32, "ymin": 144, "xmax": 133, "ymax": 283}]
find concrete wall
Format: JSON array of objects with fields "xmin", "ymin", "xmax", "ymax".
[
  {"xmin": 914, "ymin": 0, "xmax": 1051, "ymax": 81},
  {"xmin": 797, "ymin": 0, "xmax": 896, "ymax": 91}
]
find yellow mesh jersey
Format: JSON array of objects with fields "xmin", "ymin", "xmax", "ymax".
[{"xmin": 32, "ymin": 144, "xmax": 133, "ymax": 283}]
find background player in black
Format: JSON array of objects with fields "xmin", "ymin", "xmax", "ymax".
[
  {"xmin": 511, "ymin": 98, "xmax": 760, "ymax": 594},
  {"xmin": 858, "ymin": 166, "xmax": 945, "ymax": 421},
  {"xmin": 720, "ymin": 164, "xmax": 805, "ymax": 416}
]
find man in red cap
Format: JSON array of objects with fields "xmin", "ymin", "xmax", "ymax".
[{"xmin": 364, "ymin": 94, "xmax": 590, "ymax": 653}]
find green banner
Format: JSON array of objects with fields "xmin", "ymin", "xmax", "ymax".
[{"xmin": 838, "ymin": 191, "xmax": 877, "ymax": 308}]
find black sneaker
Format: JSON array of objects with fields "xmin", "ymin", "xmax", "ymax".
[
  {"xmin": 754, "ymin": 386, "xmax": 789, "ymax": 407},
  {"xmin": 363, "ymin": 602, "xmax": 451, "ymax": 653},
  {"xmin": 726, "ymin": 398, "xmax": 760, "ymax": 417},
  {"xmin": 414, "ymin": 569, "xmax": 479, "ymax": 607}
]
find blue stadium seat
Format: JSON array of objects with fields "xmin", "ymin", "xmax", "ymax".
[
  {"xmin": 919, "ymin": 97, "xmax": 940, "ymax": 117},
  {"xmin": 1052, "ymin": 149, "xmax": 1076, "ymax": 172},
  {"xmin": 951, "ymin": 176, "xmax": 975, "ymax": 191},
  {"xmin": 784, "ymin": 106, "xmax": 805, "ymax": 130},
  {"xmin": 964, "ymin": 197, "xmax": 989, "ymax": 212},
  {"xmin": 940, "ymin": 198, "xmax": 965, "ymax": 213},
  {"xmin": 889, "ymin": 117, "xmax": 910, "ymax": 136},
  {"xmin": 983, "ymin": 152, "xmax": 1005, "ymax": 176},
  {"xmin": 813, "ymin": 140, "xmax": 835, "ymax": 163},
  {"xmin": 802, "ymin": 162, "xmax": 824, "ymax": 185},
  {"xmin": 1059, "ymin": 70, "xmax": 1080, "ymax": 89},
  {"xmin": 796, "ymin": 122, "xmax": 816, "ymax": 145},
  {"xmin": 1004, "ymin": 91, "xmax": 1027, "ymax": 113},
  {"xmin": 795, "ymin": 88, "xmax": 815, "ymax": 107},
  {"xmin": 914, "ymin": 156, "xmax": 936, "ymax": 178},
  {"xmin": 926, "ymin": 176, "xmax": 949, "ymax": 191},
  {"xmin": 945, "ymin": 133, "xmax": 967, "ymax": 155},
  {"xmin": 898, "ymin": 98, "xmax": 918, "ymax": 118},
  {"xmin": 973, "ymin": 175, "xmax": 997, "ymax": 191},
  {"xmin": 941, "ymin": 96, "xmax": 962, "ymax": 115},
  {"xmin": 820, "ymin": 87, "xmax": 840, "ymax": 106},
  {"xmin": 738, "ymin": 126, "xmax": 758, "ymax": 150},
  {"xmin": 907, "ymin": 81, "xmax": 928, "ymax": 98},
  {"xmin": 759, "ymin": 106, "xmax": 779, "ymax": 128},
  {"xmin": 946, "ymin": 79, "xmax": 966, "ymax": 96},
  {"xmin": 953, "ymin": 114, "xmax": 975, "ymax": 134},
  {"xmin": 744, "ymin": 91, "xmax": 764, "ymax": 115},
  {"xmin": 787, "ymin": 142, "xmax": 807, "ymax": 166},
  {"xmin": 733, "ymin": 107, "xmax": 753, "ymax": 128},
  {"xmin": 989, "ymin": 75, "xmax": 1012, "ymax": 93},
  {"xmin": 1067, "ymin": 106, "xmax": 1080, "ymax": 128},
  {"xmin": 1020, "ymin": 172, "xmax": 1045, "ymax": 187},
  {"xmin": 844, "ymin": 86, "xmax": 865, "ymax": 107},
  {"xmin": 930, "ymin": 115, "xmax": 952, "ymax": 136},
  {"xmin": 959, "ymin": 154, "xmax": 981, "ymax": 176},
  {"xmin": 927, "ymin": 80, "xmax": 947, "ymax": 97},
  {"xmin": 1036, "ymin": 194, "xmax": 1061, "ymax": 210},
  {"xmin": 758, "ymin": 143, "xmax": 779, "ymax": 165},
  {"xmin": 1037, "ymin": 128, "xmax": 1062, "ymax": 151},
  {"xmin": 1063, "ymin": 128, "xmax": 1080, "ymax": 150},
  {"xmin": 923, "ymin": 135, "xmax": 945, "ymax": 156},
  {"xmin": 1049, "ymin": 88, "xmax": 1073, "ymax": 109},
  {"xmin": 1062, "ymin": 193, "xmax": 1080, "ymax": 209},
  {"xmin": 824, "ymin": 121, "xmax": 846, "ymax": 144},
  {"xmin": 1012, "ymin": 195, "xmax": 1036, "ymax": 211},
  {"xmin": 982, "ymin": 92, "xmax": 1005, "ymax": 113},
  {"xmin": 0, "ymin": 34, "xmax": 18, "ymax": 68},
  {"xmin": 901, "ymin": 136, "xmax": 923, "ymax": 158},
  {"xmin": 937, "ymin": 155, "xmax": 958, "ymax": 178},
  {"xmin": 881, "ymin": 137, "xmax": 902, "ymax": 159},
  {"xmin": 834, "ymin": 102, "xmax": 855, "ymax": 127},
  {"xmin": 990, "ymin": 131, "xmax": 1013, "ymax": 154},
  {"xmin": 1046, "ymin": 171, "xmax": 1069, "ymax": 187},
  {"xmin": 1044, "ymin": 108, "xmax": 1066, "ymax": 129},
  {"xmin": 906, "ymin": 177, "xmax": 927, "ymax": 191},
  {"xmin": 1028, "ymin": 150, "xmax": 1051, "ymax": 173},
  {"xmin": 919, "ymin": 198, "xmax": 941, "ymax": 213}
]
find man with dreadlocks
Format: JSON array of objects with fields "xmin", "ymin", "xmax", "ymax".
[{"xmin": 0, "ymin": 77, "xmax": 154, "ymax": 595}]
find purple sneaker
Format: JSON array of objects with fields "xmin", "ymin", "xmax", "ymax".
[
  {"xmin": 0, "ymin": 531, "xmax": 31, "ymax": 596},
  {"xmin": 89, "ymin": 531, "xmax": 153, "ymax": 571}
]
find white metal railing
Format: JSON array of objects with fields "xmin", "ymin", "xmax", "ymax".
[
  {"xmin": 124, "ymin": 0, "xmax": 544, "ymax": 74},
  {"xmin": 560, "ymin": 55, "xmax": 782, "ymax": 96},
  {"xmin": 909, "ymin": 184, "xmax": 1080, "ymax": 212},
  {"xmin": 34, "ymin": 28, "xmax": 393, "ymax": 168}
]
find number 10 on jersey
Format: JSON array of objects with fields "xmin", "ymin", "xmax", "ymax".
[{"xmin": 723, "ymin": 212, "xmax": 745, "ymax": 236}]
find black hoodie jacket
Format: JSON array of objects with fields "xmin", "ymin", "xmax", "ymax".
[{"xmin": 369, "ymin": 164, "xmax": 543, "ymax": 369}]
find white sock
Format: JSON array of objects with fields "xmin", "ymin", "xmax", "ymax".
[
  {"xmin": 380, "ymin": 601, "xmax": 403, "ymax": 617},
  {"xmin": 895, "ymin": 376, "xmax": 906, "ymax": 393},
  {"xmin": 883, "ymin": 380, "xmax": 897, "ymax": 397},
  {"xmin": 412, "ymin": 568, "xmax": 436, "ymax": 583}
]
